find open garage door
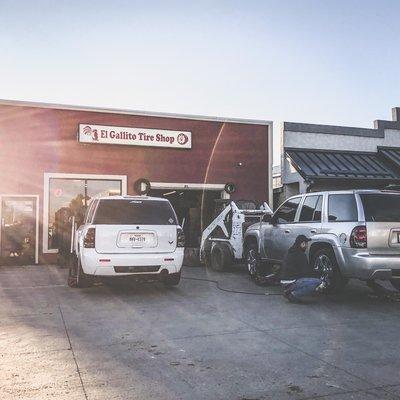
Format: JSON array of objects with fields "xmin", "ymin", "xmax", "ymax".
[
  {"xmin": 148, "ymin": 187, "xmax": 225, "ymax": 265},
  {"xmin": 149, "ymin": 189, "xmax": 222, "ymax": 247}
]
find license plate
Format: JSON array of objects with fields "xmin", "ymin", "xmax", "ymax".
[{"xmin": 119, "ymin": 232, "xmax": 154, "ymax": 247}]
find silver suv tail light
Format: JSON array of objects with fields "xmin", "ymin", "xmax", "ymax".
[{"xmin": 350, "ymin": 226, "xmax": 367, "ymax": 248}]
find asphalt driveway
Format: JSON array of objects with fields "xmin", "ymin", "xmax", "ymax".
[{"xmin": 1, "ymin": 265, "xmax": 400, "ymax": 400}]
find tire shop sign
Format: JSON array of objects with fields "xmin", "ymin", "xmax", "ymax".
[{"xmin": 78, "ymin": 124, "xmax": 192, "ymax": 149}]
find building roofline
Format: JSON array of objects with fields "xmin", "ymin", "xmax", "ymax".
[
  {"xmin": 283, "ymin": 121, "xmax": 382, "ymax": 138},
  {"xmin": 284, "ymin": 146, "xmax": 380, "ymax": 155},
  {"xmin": 377, "ymin": 145, "xmax": 400, "ymax": 150},
  {"xmin": 284, "ymin": 107, "xmax": 400, "ymax": 138},
  {"xmin": 97, "ymin": 195, "xmax": 168, "ymax": 201},
  {"xmin": 0, "ymin": 98, "xmax": 273, "ymax": 126}
]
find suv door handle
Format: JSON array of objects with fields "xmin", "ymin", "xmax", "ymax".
[
  {"xmin": 310, "ymin": 229, "xmax": 317, "ymax": 234},
  {"xmin": 284, "ymin": 229, "xmax": 291, "ymax": 233}
]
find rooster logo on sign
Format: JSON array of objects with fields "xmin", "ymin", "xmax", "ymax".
[{"xmin": 83, "ymin": 125, "xmax": 98, "ymax": 141}]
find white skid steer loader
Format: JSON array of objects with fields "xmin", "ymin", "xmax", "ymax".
[{"xmin": 200, "ymin": 200, "xmax": 272, "ymax": 271}]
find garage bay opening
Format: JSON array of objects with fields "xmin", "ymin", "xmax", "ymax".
[{"xmin": 148, "ymin": 188, "xmax": 223, "ymax": 265}]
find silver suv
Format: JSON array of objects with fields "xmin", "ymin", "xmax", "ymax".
[{"xmin": 244, "ymin": 190, "xmax": 400, "ymax": 291}]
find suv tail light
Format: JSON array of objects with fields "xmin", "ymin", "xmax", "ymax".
[
  {"xmin": 84, "ymin": 228, "xmax": 96, "ymax": 248},
  {"xmin": 177, "ymin": 228, "xmax": 185, "ymax": 248},
  {"xmin": 350, "ymin": 226, "xmax": 367, "ymax": 248}
]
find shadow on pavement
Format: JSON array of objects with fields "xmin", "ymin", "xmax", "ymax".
[{"xmin": 1, "ymin": 265, "xmax": 400, "ymax": 400}]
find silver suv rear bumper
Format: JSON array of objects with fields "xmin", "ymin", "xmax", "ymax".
[{"xmin": 339, "ymin": 248, "xmax": 400, "ymax": 280}]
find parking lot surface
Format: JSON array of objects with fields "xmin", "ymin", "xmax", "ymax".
[{"xmin": 1, "ymin": 265, "xmax": 400, "ymax": 400}]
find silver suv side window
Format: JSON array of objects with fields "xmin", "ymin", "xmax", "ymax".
[
  {"xmin": 274, "ymin": 197, "xmax": 301, "ymax": 224},
  {"xmin": 328, "ymin": 194, "xmax": 358, "ymax": 222},
  {"xmin": 299, "ymin": 195, "xmax": 322, "ymax": 222}
]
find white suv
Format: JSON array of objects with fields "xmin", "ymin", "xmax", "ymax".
[{"xmin": 68, "ymin": 196, "xmax": 185, "ymax": 288}]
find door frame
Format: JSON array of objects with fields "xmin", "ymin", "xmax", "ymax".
[
  {"xmin": 0, "ymin": 194, "xmax": 39, "ymax": 264},
  {"xmin": 149, "ymin": 181, "xmax": 230, "ymax": 199}
]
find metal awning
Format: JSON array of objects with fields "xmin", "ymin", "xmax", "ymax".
[
  {"xmin": 285, "ymin": 148, "xmax": 400, "ymax": 181},
  {"xmin": 378, "ymin": 147, "xmax": 400, "ymax": 169}
]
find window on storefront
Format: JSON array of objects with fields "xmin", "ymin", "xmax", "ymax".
[{"xmin": 48, "ymin": 178, "xmax": 122, "ymax": 250}]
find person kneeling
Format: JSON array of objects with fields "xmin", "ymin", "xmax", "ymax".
[{"xmin": 280, "ymin": 235, "xmax": 326, "ymax": 303}]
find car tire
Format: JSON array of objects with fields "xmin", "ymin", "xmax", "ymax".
[
  {"xmin": 390, "ymin": 279, "xmax": 400, "ymax": 292},
  {"xmin": 245, "ymin": 243, "xmax": 263, "ymax": 282},
  {"xmin": 67, "ymin": 255, "xmax": 93, "ymax": 288},
  {"xmin": 164, "ymin": 271, "xmax": 181, "ymax": 286},
  {"xmin": 312, "ymin": 248, "xmax": 348, "ymax": 293},
  {"xmin": 210, "ymin": 243, "xmax": 232, "ymax": 272}
]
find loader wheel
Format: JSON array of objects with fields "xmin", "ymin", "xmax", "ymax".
[
  {"xmin": 210, "ymin": 243, "xmax": 232, "ymax": 272},
  {"xmin": 203, "ymin": 240, "xmax": 212, "ymax": 269},
  {"xmin": 204, "ymin": 251, "xmax": 212, "ymax": 269},
  {"xmin": 245, "ymin": 243, "xmax": 262, "ymax": 282}
]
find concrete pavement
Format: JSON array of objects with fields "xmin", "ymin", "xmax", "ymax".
[{"xmin": 1, "ymin": 265, "xmax": 400, "ymax": 399}]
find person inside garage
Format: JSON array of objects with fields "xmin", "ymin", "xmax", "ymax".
[{"xmin": 280, "ymin": 235, "xmax": 326, "ymax": 302}]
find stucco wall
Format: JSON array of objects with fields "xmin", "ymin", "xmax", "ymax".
[{"xmin": 282, "ymin": 126, "xmax": 400, "ymax": 195}]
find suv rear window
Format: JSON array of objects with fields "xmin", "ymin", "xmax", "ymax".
[
  {"xmin": 93, "ymin": 199, "xmax": 178, "ymax": 225},
  {"xmin": 360, "ymin": 194, "xmax": 400, "ymax": 222}
]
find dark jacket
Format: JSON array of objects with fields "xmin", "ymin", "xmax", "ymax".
[{"xmin": 280, "ymin": 245, "xmax": 315, "ymax": 280}]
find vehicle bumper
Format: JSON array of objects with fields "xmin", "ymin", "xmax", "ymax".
[
  {"xmin": 339, "ymin": 248, "xmax": 400, "ymax": 280},
  {"xmin": 80, "ymin": 248, "xmax": 184, "ymax": 277}
]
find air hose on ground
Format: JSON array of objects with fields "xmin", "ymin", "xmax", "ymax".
[{"xmin": 182, "ymin": 276, "xmax": 283, "ymax": 296}]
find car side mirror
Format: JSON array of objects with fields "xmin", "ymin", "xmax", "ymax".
[{"xmin": 262, "ymin": 213, "xmax": 273, "ymax": 223}]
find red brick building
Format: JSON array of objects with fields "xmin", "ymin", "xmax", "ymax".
[{"xmin": 0, "ymin": 100, "xmax": 272, "ymax": 265}]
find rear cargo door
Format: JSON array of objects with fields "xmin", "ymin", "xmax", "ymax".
[
  {"xmin": 365, "ymin": 222, "xmax": 400, "ymax": 255},
  {"xmin": 92, "ymin": 199, "xmax": 178, "ymax": 254},
  {"xmin": 359, "ymin": 193, "xmax": 400, "ymax": 255},
  {"xmin": 95, "ymin": 224, "xmax": 177, "ymax": 254}
]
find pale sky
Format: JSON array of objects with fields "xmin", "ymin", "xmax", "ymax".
[{"xmin": 1, "ymin": 0, "xmax": 399, "ymax": 165}]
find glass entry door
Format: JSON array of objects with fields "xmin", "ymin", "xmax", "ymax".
[
  {"xmin": 0, "ymin": 196, "xmax": 37, "ymax": 265},
  {"xmin": 48, "ymin": 178, "xmax": 122, "ymax": 250}
]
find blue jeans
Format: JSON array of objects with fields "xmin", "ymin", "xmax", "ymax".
[{"xmin": 285, "ymin": 278, "xmax": 323, "ymax": 299}]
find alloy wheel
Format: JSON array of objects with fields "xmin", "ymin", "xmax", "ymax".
[{"xmin": 314, "ymin": 254, "xmax": 333, "ymax": 280}]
